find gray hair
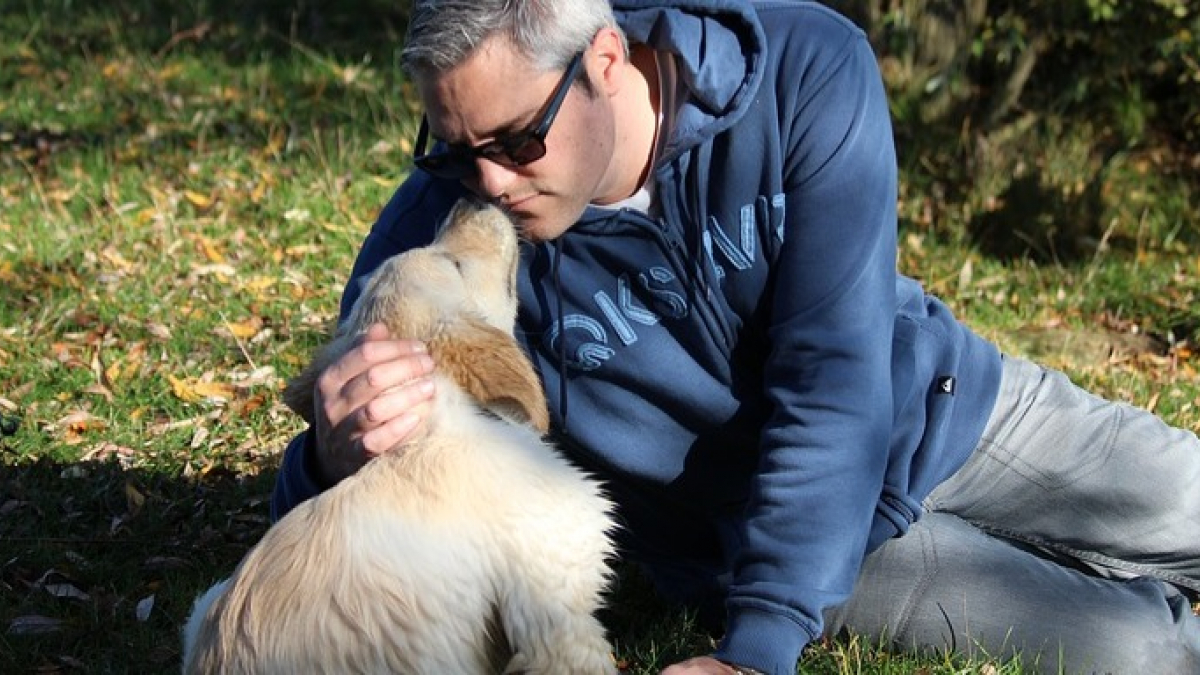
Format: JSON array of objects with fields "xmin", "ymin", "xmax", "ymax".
[{"xmin": 401, "ymin": 0, "xmax": 624, "ymax": 79}]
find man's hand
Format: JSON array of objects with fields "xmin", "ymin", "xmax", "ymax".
[
  {"xmin": 312, "ymin": 323, "xmax": 436, "ymax": 484},
  {"xmin": 661, "ymin": 656, "xmax": 741, "ymax": 674}
]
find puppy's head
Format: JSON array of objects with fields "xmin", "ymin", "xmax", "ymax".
[{"xmin": 284, "ymin": 199, "xmax": 549, "ymax": 433}]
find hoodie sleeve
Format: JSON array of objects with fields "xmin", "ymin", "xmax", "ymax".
[
  {"xmin": 714, "ymin": 22, "xmax": 899, "ymax": 674},
  {"xmin": 270, "ymin": 174, "xmax": 460, "ymax": 521}
]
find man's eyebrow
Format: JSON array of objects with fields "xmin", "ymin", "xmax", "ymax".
[{"xmin": 432, "ymin": 114, "xmax": 535, "ymax": 147}]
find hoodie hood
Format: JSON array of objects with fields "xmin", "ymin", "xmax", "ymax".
[{"xmin": 613, "ymin": 0, "xmax": 766, "ymax": 163}]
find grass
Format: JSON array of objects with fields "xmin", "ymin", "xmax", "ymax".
[{"xmin": 1, "ymin": 2, "xmax": 1198, "ymax": 674}]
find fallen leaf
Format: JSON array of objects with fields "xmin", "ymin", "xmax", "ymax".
[
  {"xmin": 8, "ymin": 615, "xmax": 64, "ymax": 635},
  {"xmin": 184, "ymin": 189, "xmax": 214, "ymax": 210},
  {"xmin": 145, "ymin": 322, "xmax": 173, "ymax": 340},
  {"xmin": 283, "ymin": 208, "xmax": 310, "ymax": 222},
  {"xmin": 135, "ymin": 595, "xmax": 155, "ymax": 622},
  {"xmin": 142, "ymin": 556, "xmax": 190, "ymax": 571},
  {"xmin": 82, "ymin": 383, "xmax": 114, "ymax": 401},
  {"xmin": 198, "ymin": 235, "xmax": 225, "ymax": 263},
  {"xmin": 223, "ymin": 316, "xmax": 263, "ymax": 339},
  {"xmin": 42, "ymin": 582, "xmax": 91, "ymax": 602},
  {"xmin": 79, "ymin": 442, "xmax": 135, "ymax": 464},
  {"xmin": 57, "ymin": 410, "xmax": 107, "ymax": 443},
  {"xmin": 189, "ymin": 426, "xmax": 210, "ymax": 449},
  {"xmin": 168, "ymin": 375, "xmax": 235, "ymax": 403}
]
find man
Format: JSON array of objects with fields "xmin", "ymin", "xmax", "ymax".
[{"xmin": 272, "ymin": 1, "xmax": 1200, "ymax": 673}]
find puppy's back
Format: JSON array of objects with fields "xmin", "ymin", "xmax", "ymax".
[{"xmin": 182, "ymin": 443, "xmax": 517, "ymax": 674}]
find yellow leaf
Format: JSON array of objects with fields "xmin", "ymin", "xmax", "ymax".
[
  {"xmin": 192, "ymin": 381, "xmax": 235, "ymax": 401},
  {"xmin": 198, "ymin": 236, "xmax": 225, "ymax": 264},
  {"xmin": 224, "ymin": 317, "xmax": 262, "ymax": 339},
  {"xmin": 167, "ymin": 375, "xmax": 235, "ymax": 403},
  {"xmin": 104, "ymin": 359, "xmax": 123, "ymax": 385},
  {"xmin": 244, "ymin": 276, "xmax": 276, "ymax": 294},
  {"xmin": 184, "ymin": 190, "xmax": 214, "ymax": 210},
  {"xmin": 100, "ymin": 246, "xmax": 134, "ymax": 272},
  {"xmin": 250, "ymin": 180, "xmax": 268, "ymax": 204}
]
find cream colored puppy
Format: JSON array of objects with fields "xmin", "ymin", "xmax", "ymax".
[{"xmin": 182, "ymin": 200, "xmax": 616, "ymax": 674}]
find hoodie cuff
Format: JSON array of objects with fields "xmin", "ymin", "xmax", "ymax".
[
  {"xmin": 269, "ymin": 429, "xmax": 325, "ymax": 522},
  {"xmin": 714, "ymin": 604, "xmax": 815, "ymax": 675}
]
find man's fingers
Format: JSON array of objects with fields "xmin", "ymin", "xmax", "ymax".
[
  {"xmin": 359, "ymin": 377, "xmax": 436, "ymax": 427},
  {"xmin": 357, "ymin": 396, "xmax": 434, "ymax": 457},
  {"xmin": 318, "ymin": 342, "xmax": 433, "ymax": 407},
  {"xmin": 338, "ymin": 351, "xmax": 435, "ymax": 407},
  {"xmin": 362, "ymin": 322, "xmax": 392, "ymax": 341}
]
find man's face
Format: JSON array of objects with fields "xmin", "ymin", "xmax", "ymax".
[{"xmin": 416, "ymin": 37, "xmax": 619, "ymax": 242}]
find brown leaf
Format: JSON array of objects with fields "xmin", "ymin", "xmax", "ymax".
[
  {"xmin": 57, "ymin": 410, "xmax": 107, "ymax": 444},
  {"xmin": 82, "ymin": 383, "xmax": 114, "ymax": 401},
  {"xmin": 145, "ymin": 322, "xmax": 172, "ymax": 340},
  {"xmin": 79, "ymin": 442, "xmax": 135, "ymax": 464}
]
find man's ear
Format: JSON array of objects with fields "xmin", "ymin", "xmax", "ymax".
[
  {"xmin": 590, "ymin": 26, "xmax": 628, "ymax": 96},
  {"xmin": 428, "ymin": 319, "xmax": 550, "ymax": 434}
]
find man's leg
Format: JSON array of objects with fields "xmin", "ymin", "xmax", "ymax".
[
  {"xmin": 926, "ymin": 355, "xmax": 1200, "ymax": 594},
  {"xmin": 824, "ymin": 511, "xmax": 1200, "ymax": 674}
]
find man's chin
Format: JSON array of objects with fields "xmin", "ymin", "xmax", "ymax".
[{"xmin": 512, "ymin": 214, "xmax": 570, "ymax": 243}]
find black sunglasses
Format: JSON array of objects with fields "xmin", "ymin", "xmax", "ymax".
[{"xmin": 412, "ymin": 51, "xmax": 585, "ymax": 180}]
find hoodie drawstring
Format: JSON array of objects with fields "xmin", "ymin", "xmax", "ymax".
[{"xmin": 550, "ymin": 239, "xmax": 569, "ymax": 425}]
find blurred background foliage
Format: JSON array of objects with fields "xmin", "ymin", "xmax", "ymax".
[
  {"xmin": 4, "ymin": 0, "xmax": 1197, "ymax": 265},
  {"xmin": 828, "ymin": 0, "xmax": 1199, "ymax": 262}
]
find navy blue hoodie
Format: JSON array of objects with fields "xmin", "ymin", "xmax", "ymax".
[{"xmin": 272, "ymin": 2, "xmax": 1003, "ymax": 672}]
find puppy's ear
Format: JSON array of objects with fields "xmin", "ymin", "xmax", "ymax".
[
  {"xmin": 281, "ymin": 335, "xmax": 353, "ymax": 426},
  {"xmin": 428, "ymin": 319, "xmax": 550, "ymax": 434},
  {"xmin": 282, "ymin": 364, "xmax": 320, "ymax": 425}
]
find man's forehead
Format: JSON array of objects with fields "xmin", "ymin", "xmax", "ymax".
[{"xmin": 416, "ymin": 44, "xmax": 556, "ymax": 144}]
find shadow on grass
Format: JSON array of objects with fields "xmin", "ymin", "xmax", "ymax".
[
  {"xmin": 0, "ymin": 448, "xmax": 704, "ymax": 674},
  {"xmin": 1, "ymin": 453, "xmax": 276, "ymax": 674}
]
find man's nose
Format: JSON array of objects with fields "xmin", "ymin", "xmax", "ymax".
[{"xmin": 470, "ymin": 158, "xmax": 518, "ymax": 200}]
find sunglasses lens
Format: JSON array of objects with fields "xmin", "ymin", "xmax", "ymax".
[
  {"xmin": 507, "ymin": 137, "xmax": 547, "ymax": 166},
  {"xmin": 416, "ymin": 152, "xmax": 476, "ymax": 180}
]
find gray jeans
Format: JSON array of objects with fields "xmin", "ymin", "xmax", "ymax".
[{"xmin": 826, "ymin": 356, "xmax": 1200, "ymax": 674}]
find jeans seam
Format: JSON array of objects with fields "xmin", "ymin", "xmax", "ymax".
[
  {"xmin": 892, "ymin": 524, "xmax": 940, "ymax": 643},
  {"xmin": 970, "ymin": 523, "xmax": 1200, "ymax": 595}
]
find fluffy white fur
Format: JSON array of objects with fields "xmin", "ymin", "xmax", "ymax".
[{"xmin": 181, "ymin": 200, "xmax": 617, "ymax": 674}]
